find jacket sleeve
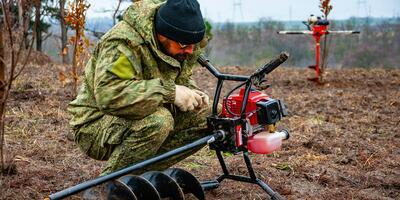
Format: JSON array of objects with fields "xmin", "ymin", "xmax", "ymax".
[{"xmin": 93, "ymin": 40, "xmax": 175, "ymax": 119}]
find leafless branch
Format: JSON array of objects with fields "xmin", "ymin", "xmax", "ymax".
[
  {"xmin": 14, "ymin": 31, "xmax": 27, "ymax": 69},
  {"xmin": 3, "ymin": 4, "xmax": 17, "ymax": 103},
  {"xmin": 0, "ymin": 57, "xmax": 5, "ymax": 67},
  {"xmin": 13, "ymin": 1, "xmax": 37, "ymax": 80},
  {"xmin": 42, "ymin": 32, "xmax": 52, "ymax": 41},
  {"xmin": 13, "ymin": 30, "xmax": 35, "ymax": 80},
  {"xmin": 113, "ymin": 0, "xmax": 122, "ymax": 25}
]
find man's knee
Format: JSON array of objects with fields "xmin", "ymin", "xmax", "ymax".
[
  {"xmin": 100, "ymin": 107, "xmax": 175, "ymax": 174},
  {"xmin": 129, "ymin": 107, "xmax": 174, "ymax": 137},
  {"xmin": 174, "ymin": 104, "xmax": 212, "ymax": 130},
  {"xmin": 74, "ymin": 107, "xmax": 174, "ymax": 161}
]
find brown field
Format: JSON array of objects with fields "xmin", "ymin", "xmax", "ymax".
[{"xmin": 0, "ymin": 60, "xmax": 399, "ymax": 200}]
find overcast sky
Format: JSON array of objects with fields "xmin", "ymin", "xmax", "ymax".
[{"xmin": 86, "ymin": 0, "xmax": 400, "ymax": 22}]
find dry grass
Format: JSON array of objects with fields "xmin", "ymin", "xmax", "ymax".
[{"xmin": 0, "ymin": 61, "xmax": 399, "ymax": 199}]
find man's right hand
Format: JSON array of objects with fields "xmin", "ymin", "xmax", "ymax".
[{"xmin": 174, "ymin": 85, "xmax": 203, "ymax": 111}]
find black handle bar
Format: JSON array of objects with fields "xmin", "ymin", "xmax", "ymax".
[
  {"xmin": 197, "ymin": 52, "xmax": 289, "ymax": 82},
  {"xmin": 198, "ymin": 52, "xmax": 289, "ymax": 117},
  {"xmin": 197, "ymin": 55, "xmax": 249, "ymax": 82}
]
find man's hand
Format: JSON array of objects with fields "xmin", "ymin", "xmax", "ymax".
[
  {"xmin": 174, "ymin": 85, "xmax": 208, "ymax": 111},
  {"xmin": 193, "ymin": 89, "xmax": 210, "ymax": 107}
]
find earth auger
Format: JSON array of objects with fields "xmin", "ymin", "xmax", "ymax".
[
  {"xmin": 278, "ymin": 16, "xmax": 360, "ymax": 83},
  {"xmin": 47, "ymin": 52, "xmax": 290, "ymax": 200}
]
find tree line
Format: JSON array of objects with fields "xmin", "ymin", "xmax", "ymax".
[{"xmin": 207, "ymin": 17, "xmax": 400, "ymax": 68}]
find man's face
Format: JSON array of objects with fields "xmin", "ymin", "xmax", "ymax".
[{"xmin": 156, "ymin": 34, "xmax": 196, "ymax": 62}]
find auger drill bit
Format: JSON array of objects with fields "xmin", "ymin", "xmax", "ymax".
[
  {"xmin": 106, "ymin": 180, "xmax": 137, "ymax": 200},
  {"xmin": 141, "ymin": 171, "xmax": 185, "ymax": 200},
  {"xmin": 118, "ymin": 175, "xmax": 161, "ymax": 200},
  {"xmin": 163, "ymin": 168, "xmax": 205, "ymax": 200}
]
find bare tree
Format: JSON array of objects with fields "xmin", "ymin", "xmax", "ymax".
[
  {"xmin": 18, "ymin": 0, "xmax": 31, "ymax": 49},
  {"xmin": 0, "ymin": 13, "xmax": 5, "ymax": 175},
  {"xmin": 59, "ymin": 0, "xmax": 68, "ymax": 64},
  {"xmin": 17, "ymin": 0, "xmax": 24, "ymax": 44},
  {"xmin": 0, "ymin": 0, "xmax": 37, "ymax": 174},
  {"xmin": 34, "ymin": 0, "xmax": 41, "ymax": 51}
]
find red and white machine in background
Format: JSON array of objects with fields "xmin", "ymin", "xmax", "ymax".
[{"xmin": 278, "ymin": 15, "xmax": 360, "ymax": 83}]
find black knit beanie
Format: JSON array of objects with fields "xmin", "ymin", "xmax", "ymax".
[{"xmin": 155, "ymin": 0, "xmax": 205, "ymax": 45}]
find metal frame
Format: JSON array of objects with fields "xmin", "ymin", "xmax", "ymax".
[
  {"xmin": 197, "ymin": 54, "xmax": 287, "ymax": 200},
  {"xmin": 200, "ymin": 150, "xmax": 283, "ymax": 199}
]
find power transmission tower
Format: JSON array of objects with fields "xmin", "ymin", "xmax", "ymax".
[
  {"xmin": 232, "ymin": 0, "xmax": 244, "ymax": 22},
  {"xmin": 357, "ymin": 0, "xmax": 368, "ymax": 17}
]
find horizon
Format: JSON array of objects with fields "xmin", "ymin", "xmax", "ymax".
[
  {"xmin": 86, "ymin": 15, "xmax": 399, "ymax": 23},
  {"xmin": 86, "ymin": 0, "xmax": 400, "ymax": 23}
]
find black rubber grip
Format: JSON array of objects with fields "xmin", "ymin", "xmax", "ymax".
[
  {"xmin": 197, "ymin": 55, "xmax": 209, "ymax": 67},
  {"xmin": 251, "ymin": 52, "xmax": 289, "ymax": 77}
]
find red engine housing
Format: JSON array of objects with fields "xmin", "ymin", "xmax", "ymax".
[{"xmin": 221, "ymin": 88, "xmax": 270, "ymax": 126}]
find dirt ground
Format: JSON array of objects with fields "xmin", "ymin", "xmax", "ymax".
[{"xmin": 0, "ymin": 60, "xmax": 399, "ymax": 200}]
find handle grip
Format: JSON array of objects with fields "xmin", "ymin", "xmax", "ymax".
[{"xmin": 251, "ymin": 52, "xmax": 289, "ymax": 78}]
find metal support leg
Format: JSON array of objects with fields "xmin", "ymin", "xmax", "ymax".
[
  {"xmin": 243, "ymin": 151, "xmax": 257, "ymax": 180},
  {"xmin": 216, "ymin": 150, "xmax": 229, "ymax": 176},
  {"xmin": 201, "ymin": 151, "xmax": 286, "ymax": 200},
  {"xmin": 256, "ymin": 179, "xmax": 285, "ymax": 200}
]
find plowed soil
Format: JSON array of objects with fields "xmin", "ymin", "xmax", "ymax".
[{"xmin": 0, "ymin": 61, "xmax": 399, "ymax": 200}]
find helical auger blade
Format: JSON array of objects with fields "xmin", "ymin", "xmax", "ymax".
[
  {"xmin": 119, "ymin": 175, "xmax": 161, "ymax": 200},
  {"xmin": 106, "ymin": 180, "xmax": 137, "ymax": 200},
  {"xmin": 141, "ymin": 171, "xmax": 185, "ymax": 200},
  {"xmin": 164, "ymin": 168, "xmax": 205, "ymax": 200},
  {"xmin": 107, "ymin": 168, "xmax": 205, "ymax": 200}
]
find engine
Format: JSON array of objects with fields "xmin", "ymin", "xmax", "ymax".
[
  {"xmin": 218, "ymin": 88, "xmax": 288, "ymax": 154},
  {"xmin": 221, "ymin": 88, "xmax": 288, "ymax": 133}
]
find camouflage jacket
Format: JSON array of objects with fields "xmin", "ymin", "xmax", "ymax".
[{"xmin": 68, "ymin": 0, "xmax": 203, "ymax": 127}]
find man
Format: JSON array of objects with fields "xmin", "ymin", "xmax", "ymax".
[{"xmin": 68, "ymin": 0, "xmax": 211, "ymax": 176}]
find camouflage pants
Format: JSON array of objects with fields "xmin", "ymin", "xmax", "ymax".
[{"xmin": 74, "ymin": 104, "xmax": 211, "ymax": 175}]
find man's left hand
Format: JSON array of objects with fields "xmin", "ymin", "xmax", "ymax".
[{"xmin": 193, "ymin": 90, "xmax": 210, "ymax": 107}]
